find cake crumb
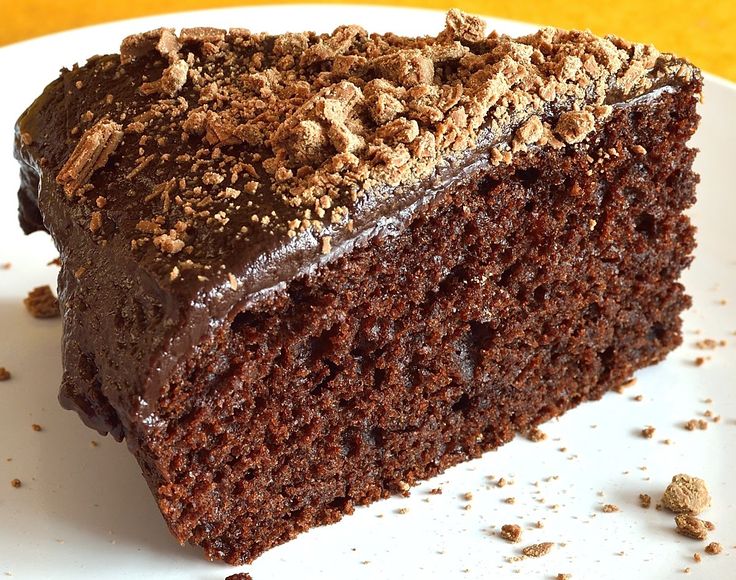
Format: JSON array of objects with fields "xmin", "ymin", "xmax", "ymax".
[
  {"xmin": 504, "ymin": 497, "xmax": 516, "ymax": 504},
  {"xmin": 641, "ymin": 426, "xmax": 656, "ymax": 439},
  {"xmin": 527, "ymin": 427, "xmax": 547, "ymax": 442},
  {"xmin": 601, "ymin": 504, "xmax": 620, "ymax": 513},
  {"xmin": 23, "ymin": 286, "xmax": 60, "ymax": 318},
  {"xmin": 693, "ymin": 552, "xmax": 701, "ymax": 563},
  {"xmin": 662, "ymin": 474, "xmax": 711, "ymax": 515},
  {"xmin": 10, "ymin": 479, "xmax": 21, "ymax": 488},
  {"xmin": 675, "ymin": 515, "xmax": 710, "ymax": 540},
  {"xmin": 0, "ymin": 367, "xmax": 10, "ymax": 381},
  {"xmin": 705, "ymin": 542, "xmax": 722, "ymax": 555},
  {"xmin": 557, "ymin": 575, "xmax": 572, "ymax": 580},
  {"xmin": 497, "ymin": 477, "xmax": 507, "ymax": 488},
  {"xmin": 31, "ymin": 424, "xmax": 42, "ymax": 432},
  {"xmin": 396, "ymin": 507, "xmax": 408, "ymax": 515},
  {"xmin": 500, "ymin": 524, "xmax": 522, "ymax": 543},
  {"xmin": 694, "ymin": 357, "xmax": 706, "ymax": 366},
  {"xmin": 522, "ymin": 542, "xmax": 553, "ymax": 557},
  {"xmin": 695, "ymin": 339, "xmax": 719, "ymax": 350},
  {"xmin": 429, "ymin": 487, "xmax": 443, "ymax": 495},
  {"xmin": 639, "ymin": 493, "xmax": 652, "ymax": 508}
]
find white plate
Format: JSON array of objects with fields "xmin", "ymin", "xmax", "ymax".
[{"xmin": 0, "ymin": 5, "xmax": 734, "ymax": 579}]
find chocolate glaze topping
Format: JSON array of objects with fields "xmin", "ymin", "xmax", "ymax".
[{"xmin": 14, "ymin": 11, "xmax": 699, "ymax": 435}]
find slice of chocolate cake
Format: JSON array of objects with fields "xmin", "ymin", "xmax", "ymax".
[{"xmin": 14, "ymin": 10, "xmax": 701, "ymax": 564}]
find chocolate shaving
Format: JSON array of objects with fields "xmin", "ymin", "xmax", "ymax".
[
  {"xmin": 121, "ymin": 28, "xmax": 180, "ymax": 64},
  {"xmin": 56, "ymin": 119, "xmax": 123, "ymax": 197}
]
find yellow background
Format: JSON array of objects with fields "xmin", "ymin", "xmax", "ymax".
[{"xmin": 2, "ymin": 1, "xmax": 734, "ymax": 81}]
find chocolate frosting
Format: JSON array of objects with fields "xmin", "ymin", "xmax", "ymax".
[{"xmin": 14, "ymin": 11, "xmax": 699, "ymax": 437}]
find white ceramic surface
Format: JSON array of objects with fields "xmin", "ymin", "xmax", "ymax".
[{"xmin": 0, "ymin": 6, "xmax": 734, "ymax": 579}]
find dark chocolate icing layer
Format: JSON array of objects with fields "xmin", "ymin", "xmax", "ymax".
[{"xmin": 14, "ymin": 13, "xmax": 699, "ymax": 436}]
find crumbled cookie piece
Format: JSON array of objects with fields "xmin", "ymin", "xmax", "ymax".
[
  {"xmin": 0, "ymin": 367, "xmax": 10, "ymax": 381},
  {"xmin": 601, "ymin": 504, "xmax": 620, "ymax": 513},
  {"xmin": 140, "ymin": 59, "xmax": 189, "ymax": 96},
  {"xmin": 639, "ymin": 493, "xmax": 652, "ymax": 508},
  {"xmin": 440, "ymin": 8, "xmax": 487, "ymax": 44},
  {"xmin": 675, "ymin": 515, "xmax": 710, "ymax": 540},
  {"xmin": 641, "ymin": 426, "xmax": 656, "ymax": 439},
  {"xmin": 10, "ymin": 478, "xmax": 21, "ymax": 488},
  {"xmin": 662, "ymin": 474, "xmax": 711, "ymax": 515},
  {"xmin": 23, "ymin": 286, "xmax": 60, "ymax": 318},
  {"xmin": 522, "ymin": 542, "xmax": 554, "ymax": 557},
  {"xmin": 683, "ymin": 419, "xmax": 708, "ymax": 431},
  {"xmin": 555, "ymin": 110, "xmax": 595, "ymax": 144},
  {"xmin": 224, "ymin": 573, "xmax": 253, "ymax": 580},
  {"xmin": 31, "ymin": 424, "xmax": 43, "ymax": 432},
  {"xmin": 704, "ymin": 542, "xmax": 722, "ymax": 555},
  {"xmin": 500, "ymin": 524, "xmax": 522, "ymax": 543}
]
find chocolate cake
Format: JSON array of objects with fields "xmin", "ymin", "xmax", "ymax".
[{"xmin": 14, "ymin": 10, "xmax": 701, "ymax": 564}]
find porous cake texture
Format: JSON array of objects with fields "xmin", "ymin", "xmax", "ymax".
[{"xmin": 15, "ymin": 10, "xmax": 701, "ymax": 563}]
